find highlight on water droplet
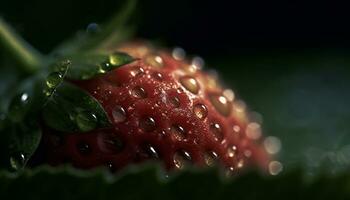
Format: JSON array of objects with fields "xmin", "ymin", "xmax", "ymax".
[
  {"xmin": 180, "ymin": 76, "xmax": 200, "ymax": 94},
  {"xmin": 191, "ymin": 56, "xmax": 204, "ymax": 69},
  {"xmin": 10, "ymin": 153, "xmax": 26, "ymax": 171},
  {"xmin": 171, "ymin": 124, "xmax": 186, "ymax": 141},
  {"xmin": 169, "ymin": 96, "xmax": 180, "ymax": 108},
  {"xmin": 269, "ymin": 160, "xmax": 283, "ymax": 175},
  {"xmin": 209, "ymin": 94, "xmax": 231, "ymax": 116},
  {"xmin": 264, "ymin": 136, "xmax": 282, "ymax": 154},
  {"xmin": 173, "ymin": 150, "xmax": 191, "ymax": 169},
  {"xmin": 131, "ymin": 86, "xmax": 147, "ymax": 98},
  {"xmin": 46, "ymin": 72, "xmax": 63, "ymax": 88},
  {"xmin": 77, "ymin": 141, "xmax": 91, "ymax": 155},
  {"xmin": 112, "ymin": 105, "xmax": 126, "ymax": 123},
  {"xmin": 193, "ymin": 103, "xmax": 208, "ymax": 120},
  {"xmin": 245, "ymin": 122, "xmax": 262, "ymax": 140},
  {"xmin": 130, "ymin": 67, "xmax": 144, "ymax": 77},
  {"xmin": 172, "ymin": 47, "xmax": 186, "ymax": 60},
  {"xmin": 227, "ymin": 145, "xmax": 237, "ymax": 158},
  {"xmin": 204, "ymin": 151, "xmax": 218, "ymax": 166},
  {"xmin": 145, "ymin": 54, "xmax": 164, "ymax": 68},
  {"xmin": 233, "ymin": 125, "xmax": 240, "ymax": 133},
  {"xmin": 75, "ymin": 111, "xmax": 98, "ymax": 132},
  {"xmin": 210, "ymin": 123, "xmax": 223, "ymax": 141},
  {"xmin": 139, "ymin": 117, "xmax": 156, "ymax": 132},
  {"xmin": 141, "ymin": 143, "xmax": 159, "ymax": 159},
  {"xmin": 8, "ymin": 93, "xmax": 30, "ymax": 122}
]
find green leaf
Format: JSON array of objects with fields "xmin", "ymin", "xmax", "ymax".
[
  {"xmin": 0, "ymin": 120, "xmax": 41, "ymax": 171},
  {"xmin": 0, "ymin": 165, "xmax": 349, "ymax": 200},
  {"xmin": 43, "ymin": 81, "xmax": 110, "ymax": 132},
  {"xmin": 61, "ymin": 52, "xmax": 134, "ymax": 80},
  {"xmin": 0, "ymin": 75, "xmax": 44, "ymax": 170}
]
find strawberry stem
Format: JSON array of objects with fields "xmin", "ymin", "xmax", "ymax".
[{"xmin": 0, "ymin": 18, "xmax": 44, "ymax": 74}]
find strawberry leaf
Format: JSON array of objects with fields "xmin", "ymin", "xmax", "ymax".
[
  {"xmin": 60, "ymin": 52, "xmax": 134, "ymax": 80},
  {"xmin": 43, "ymin": 81, "xmax": 111, "ymax": 132},
  {"xmin": 0, "ymin": 75, "xmax": 44, "ymax": 171},
  {"xmin": 0, "ymin": 119, "xmax": 41, "ymax": 171}
]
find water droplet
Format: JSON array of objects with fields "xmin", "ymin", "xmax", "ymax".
[
  {"xmin": 142, "ymin": 144, "xmax": 159, "ymax": 159},
  {"xmin": 152, "ymin": 72, "xmax": 163, "ymax": 80},
  {"xmin": 130, "ymin": 67, "xmax": 144, "ymax": 77},
  {"xmin": 173, "ymin": 150, "xmax": 191, "ymax": 169},
  {"xmin": 77, "ymin": 142, "xmax": 91, "ymax": 155},
  {"xmin": 227, "ymin": 145, "xmax": 237, "ymax": 158},
  {"xmin": 169, "ymin": 96, "xmax": 180, "ymax": 108},
  {"xmin": 46, "ymin": 72, "xmax": 63, "ymax": 88},
  {"xmin": 209, "ymin": 94, "xmax": 231, "ymax": 116},
  {"xmin": 112, "ymin": 105, "xmax": 126, "ymax": 123},
  {"xmin": 145, "ymin": 54, "xmax": 163, "ymax": 68},
  {"xmin": 182, "ymin": 64, "xmax": 198, "ymax": 74},
  {"xmin": 264, "ymin": 136, "xmax": 282, "ymax": 154},
  {"xmin": 86, "ymin": 23, "xmax": 100, "ymax": 34},
  {"xmin": 104, "ymin": 135, "xmax": 124, "ymax": 153},
  {"xmin": 269, "ymin": 161, "xmax": 283, "ymax": 175},
  {"xmin": 180, "ymin": 76, "xmax": 199, "ymax": 94},
  {"xmin": 204, "ymin": 151, "xmax": 218, "ymax": 166},
  {"xmin": 99, "ymin": 61, "xmax": 112, "ymax": 73},
  {"xmin": 172, "ymin": 47, "xmax": 186, "ymax": 60},
  {"xmin": 233, "ymin": 125, "xmax": 240, "ymax": 133},
  {"xmin": 76, "ymin": 111, "xmax": 97, "ymax": 132},
  {"xmin": 237, "ymin": 159, "xmax": 244, "ymax": 168},
  {"xmin": 223, "ymin": 89, "xmax": 235, "ymax": 102},
  {"xmin": 106, "ymin": 161, "xmax": 116, "ymax": 172},
  {"xmin": 171, "ymin": 124, "xmax": 186, "ymax": 140},
  {"xmin": 131, "ymin": 86, "xmax": 147, "ymax": 98},
  {"xmin": 10, "ymin": 153, "xmax": 25, "ymax": 171},
  {"xmin": 193, "ymin": 104, "xmax": 208, "ymax": 120},
  {"xmin": 8, "ymin": 93, "xmax": 30, "ymax": 122},
  {"xmin": 225, "ymin": 166, "xmax": 235, "ymax": 176},
  {"xmin": 139, "ymin": 117, "xmax": 156, "ymax": 132},
  {"xmin": 245, "ymin": 122, "xmax": 262, "ymax": 140},
  {"xmin": 191, "ymin": 56, "xmax": 204, "ymax": 69},
  {"xmin": 210, "ymin": 123, "xmax": 223, "ymax": 141}
]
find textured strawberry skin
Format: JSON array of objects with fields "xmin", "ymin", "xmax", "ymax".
[{"xmin": 44, "ymin": 42, "xmax": 270, "ymax": 173}]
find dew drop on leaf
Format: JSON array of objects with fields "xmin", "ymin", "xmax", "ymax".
[
  {"xmin": 10, "ymin": 153, "xmax": 26, "ymax": 171},
  {"xmin": 86, "ymin": 22, "xmax": 100, "ymax": 34},
  {"xmin": 46, "ymin": 72, "xmax": 63, "ymax": 88},
  {"xmin": 76, "ymin": 111, "xmax": 98, "ymax": 132},
  {"xmin": 8, "ymin": 93, "xmax": 30, "ymax": 122}
]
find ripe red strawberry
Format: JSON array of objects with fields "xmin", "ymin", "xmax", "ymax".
[{"xmin": 43, "ymin": 42, "xmax": 271, "ymax": 174}]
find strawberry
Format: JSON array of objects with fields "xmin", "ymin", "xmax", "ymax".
[{"xmin": 42, "ymin": 42, "xmax": 271, "ymax": 174}]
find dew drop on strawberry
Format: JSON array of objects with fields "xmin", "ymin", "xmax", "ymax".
[
  {"xmin": 193, "ymin": 103, "xmax": 208, "ymax": 120},
  {"xmin": 42, "ymin": 42, "xmax": 277, "ymax": 175},
  {"xmin": 112, "ymin": 105, "xmax": 127, "ymax": 123},
  {"xmin": 203, "ymin": 151, "xmax": 218, "ymax": 167},
  {"xmin": 173, "ymin": 150, "xmax": 192, "ymax": 169},
  {"xmin": 180, "ymin": 76, "xmax": 200, "ymax": 94}
]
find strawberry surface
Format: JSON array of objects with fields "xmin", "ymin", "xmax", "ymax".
[{"xmin": 44, "ymin": 42, "xmax": 270, "ymax": 173}]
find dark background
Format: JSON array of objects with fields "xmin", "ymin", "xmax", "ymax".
[
  {"xmin": 1, "ymin": 0, "xmax": 350, "ymax": 54},
  {"xmin": 1, "ymin": 0, "xmax": 350, "ymax": 174}
]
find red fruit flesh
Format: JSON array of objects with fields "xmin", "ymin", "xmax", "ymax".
[{"xmin": 44, "ymin": 43, "xmax": 271, "ymax": 174}]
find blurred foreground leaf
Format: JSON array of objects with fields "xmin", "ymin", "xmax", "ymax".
[{"xmin": 0, "ymin": 164, "xmax": 349, "ymax": 200}]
